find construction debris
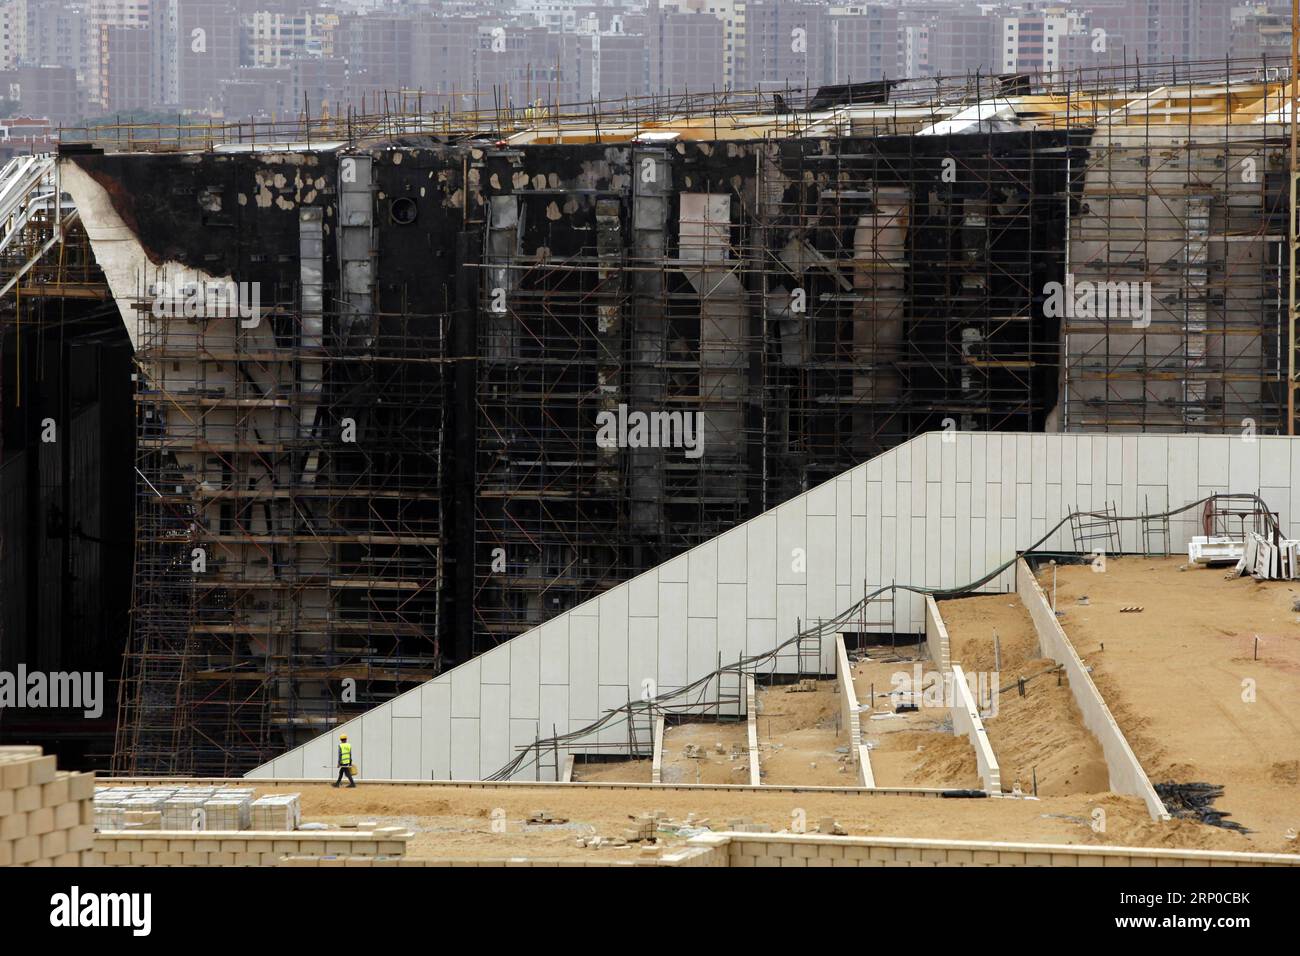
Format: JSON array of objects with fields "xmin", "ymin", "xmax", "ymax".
[
  {"xmin": 726, "ymin": 819, "xmax": 774, "ymax": 833},
  {"xmin": 526, "ymin": 809, "xmax": 569, "ymax": 825},
  {"xmin": 1238, "ymin": 532, "xmax": 1300, "ymax": 581},
  {"xmin": 1188, "ymin": 535, "xmax": 1244, "ymax": 566},
  {"xmin": 621, "ymin": 813, "xmax": 659, "ymax": 842},
  {"xmin": 1155, "ymin": 782, "xmax": 1250, "ymax": 834}
]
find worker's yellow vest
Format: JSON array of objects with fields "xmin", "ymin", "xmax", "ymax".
[{"xmin": 339, "ymin": 742, "xmax": 352, "ymax": 766}]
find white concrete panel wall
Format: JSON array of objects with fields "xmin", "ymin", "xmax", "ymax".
[
  {"xmin": 949, "ymin": 664, "xmax": 1001, "ymax": 794},
  {"xmin": 249, "ymin": 433, "xmax": 1300, "ymax": 782}
]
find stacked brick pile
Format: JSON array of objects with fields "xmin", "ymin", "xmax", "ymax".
[
  {"xmin": 0, "ymin": 745, "xmax": 95, "ymax": 866},
  {"xmin": 94, "ymin": 785, "xmax": 259, "ymax": 831},
  {"xmin": 250, "ymin": 793, "xmax": 300, "ymax": 830}
]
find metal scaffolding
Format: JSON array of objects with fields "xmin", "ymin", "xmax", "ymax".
[{"xmin": 117, "ymin": 278, "xmax": 445, "ymax": 775}]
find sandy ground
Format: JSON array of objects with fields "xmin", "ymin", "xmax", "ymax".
[
  {"xmin": 103, "ymin": 556, "xmax": 1299, "ymax": 862},
  {"xmin": 247, "ymin": 782, "xmax": 1285, "ymax": 861},
  {"xmin": 939, "ymin": 592, "xmax": 1109, "ymax": 796},
  {"xmin": 572, "ymin": 757, "xmax": 652, "ymax": 783},
  {"xmin": 755, "ymin": 681, "xmax": 856, "ymax": 785},
  {"xmin": 569, "ymin": 682, "xmax": 852, "ymax": 787},
  {"xmin": 1046, "ymin": 556, "xmax": 1300, "ymax": 852},
  {"xmin": 850, "ymin": 657, "xmax": 981, "ymax": 789},
  {"xmin": 659, "ymin": 720, "xmax": 751, "ymax": 785}
]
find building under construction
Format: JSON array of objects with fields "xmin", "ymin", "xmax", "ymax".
[{"xmin": 1, "ymin": 57, "xmax": 1296, "ymax": 775}]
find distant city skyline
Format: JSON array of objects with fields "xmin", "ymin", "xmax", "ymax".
[{"xmin": 0, "ymin": 0, "xmax": 1285, "ymax": 125}]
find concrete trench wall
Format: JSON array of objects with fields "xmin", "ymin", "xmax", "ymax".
[
  {"xmin": 834, "ymin": 634, "xmax": 875, "ymax": 787},
  {"xmin": 745, "ymin": 676, "xmax": 761, "ymax": 786},
  {"xmin": 651, "ymin": 716, "xmax": 665, "ymax": 784},
  {"xmin": 250, "ymin": 434, "xmax": 1300, "ymax": 782},
  {"xmin": 949, "ymin": 664, "xmax": 1001, "ymax": 794},
  {"xmin": 1015, "ymin": 557, "xmax": 1168, "ymax": 820},
  {"xmin": 924, "ymin": 596, "xmax": 952, "ymax": 674}
]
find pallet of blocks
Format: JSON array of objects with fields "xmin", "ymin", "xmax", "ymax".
[
  {"xmin": 0, "ymin": 745, "xmax": 96, "ymax": 866},
  {"xmin": 250, "ymin": 793, "xmax": 301, "ymax": 831},
  {"xmin": 93, "ymin": 785, "xmax": 259, "ymax": 832},
  {"xmin": 204, "ymin": 790, "xmax": 254, "ymax": 831}
]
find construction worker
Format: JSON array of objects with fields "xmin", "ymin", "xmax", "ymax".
[{"xmin": 334, "ymin": 733, "xmax": 356, "ymax": 788}]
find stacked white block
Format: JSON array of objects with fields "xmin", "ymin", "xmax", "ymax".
[
  {"xmin": 250, "ymin": 794, "xmax": 301, "ymax": 831},
  {"xmin": 1187, "ymin": 534, "xmax": 1244, "ymax": 565},
  {"xmin": 0, "ymin": 745, "xmax": 96, "ymax": 866},
  {"xmin": 93, "ymin": 806, "xmax": 126, "ymax": 830},
  {"xmin": 204, "ymin": 795, "xmax": 252, "ymax": 831},
  {"xmin": 161, "ymin": 794, "xmax": 210, "ymax": 830},
  {"xmin": 93, "ymin": 786, "xmax": 259, "ymax": 832}
]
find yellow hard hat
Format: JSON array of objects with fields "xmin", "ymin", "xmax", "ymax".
[{"xmin": 340, "ymin": 734, "xmax": 348, "ymax": 741}]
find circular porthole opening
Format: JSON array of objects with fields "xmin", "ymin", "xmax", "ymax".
[{"xmin": 390, "ymin": 196, "xmax": 418, "ymax": 225}]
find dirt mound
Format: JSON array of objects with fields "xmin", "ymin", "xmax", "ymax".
[{"xmin": 939, "ymin": 592, "xmax": 1107, "ymax": 796}]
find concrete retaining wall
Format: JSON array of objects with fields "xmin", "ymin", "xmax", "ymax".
[
  {"xmin": 73, "ymin": 832, "xmax": 1300, "ymax": 868},
  {"xmin": 311, "ymin": 834, "xmax": 1300, "ymax": 868},
  {"xmin": 651, "ymin": 716, "xmax": 665, "ymax": 784},
  {"xmin": 89, "ymin": 827, "xmax": 412, "ymax": 866},
  {"xmin": 834, "ymin": 634, "xmax": 875, "ymax": 787},
  {"xmin": 706, "ymin": 832, "xmax": 1300, "ymax": 867},
  {"xmin": 745, "ymin": 676, "xmax": 761, "ymax": 785},
  {"xmin": 949, "ymin": 665, "xmax": 1001, "ymax": 793},
  {"xmin": 924, "ymin": 596, "xmax": 952, "ymax": 674},
  {"xmin": 277, "ymin": 844, "xmax": 731, "ymax": 867},
  {"xmin": 96, "ymin": 780, "xmax": 951, "ymax": 801},
  {"xmin": 0, "ymin": 746, "xmax": 97, "ymax": 866},
  {"xmin": 1015, "ymin": 557, "xmax": 1169, "ymax": 820},
  {"xmin": 97, "ymin": 775, "xmax": 952, "ymax": 797}
]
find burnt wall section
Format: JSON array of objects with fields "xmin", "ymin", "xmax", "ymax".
[
  {"xmin": 472, "ymin": 144, "xmax": 636, "ymax": 648},
  {"xmin": 465, "ymin": 131, "xmax": 1077, "ymax": 654},
  {"xmin": 72, "ymin": 147, "xmax": 453, "ymax": 775},
  {"xmin": 765, "ymin": 130, "xmax": 1078, "ymax": 496}
]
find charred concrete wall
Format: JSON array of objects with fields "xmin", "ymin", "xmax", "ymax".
[{"xmin": 464, "ymin": 129, "xmax": 1075, "ymax": 658}]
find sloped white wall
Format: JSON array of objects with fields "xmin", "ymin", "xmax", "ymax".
[{"xmin": 248, "ymin": 432, "xmax": 1300, "ymax": 781}]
